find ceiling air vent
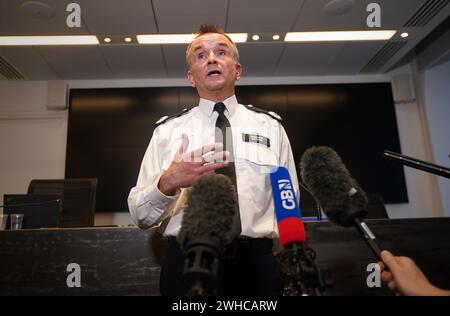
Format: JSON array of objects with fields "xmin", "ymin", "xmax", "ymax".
[
  {"xmin": 404, "ymin": 0, "xmax": 449, "ymax": 27},
  {"xmin": 0, "ymin": 55, "xmax": 25, "ymax": 80},
  {"xmin": 360, "ymin": 41, "xmax": 407, "ymax": 73}
]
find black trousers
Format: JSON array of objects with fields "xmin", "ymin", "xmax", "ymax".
[{"xmin": 160, "ymin": 237, "xmax": 283, "ymax": 296}]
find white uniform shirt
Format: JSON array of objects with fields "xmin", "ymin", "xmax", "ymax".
[{"xmin": 128, "ymin": 95, "xmax": 299, "ymax": 238}]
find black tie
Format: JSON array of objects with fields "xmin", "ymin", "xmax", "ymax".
[{"xmin": 214, "ymin": 102, "xmax": 241, "ymax": 234}]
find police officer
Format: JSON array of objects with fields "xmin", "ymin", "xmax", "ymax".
[{"xmin": 128, "ymin": 24, "xmax": 299, "ymax": 295}]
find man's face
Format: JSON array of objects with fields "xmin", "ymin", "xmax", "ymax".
[{"xmin": 187, "ymin": 33, "xmax": 242, "ymax": 99}]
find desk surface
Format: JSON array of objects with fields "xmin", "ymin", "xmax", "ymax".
[{"xmin": 1, "ymin": 217, "xmax": 449, "ymax": 296}]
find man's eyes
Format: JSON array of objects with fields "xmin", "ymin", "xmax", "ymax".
[{"xmin": 195, "ymin": 50, "xmax": 229, "ymax": 60}]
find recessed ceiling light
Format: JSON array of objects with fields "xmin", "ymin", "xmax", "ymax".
[
  {"xmin": 252, "ymin": 35, "xmax": 260, "ymax": 41},
  {"xmin": 137, "ymin": 33, "xmax": 248, "ymax": 44},
  {"xmin": 124, "ymin": 37, "xmax": 132, "ymax": 43},
  {"xmin": 273, "ymin": 35, "xmax": 280, "ymax": 40},
  {"xmin": 284, "ymin": 30, "xmax": 396, "ymax": 42},
  {"xmin": 0, "ymin": 36, "xmax": 99, "ymax": 46},
  {"xmin": 104, "ymin": 37, "xmax": 111, "ymax": 43},
  {"xmin": 401, "ymin": 32, "xmax": 409, "ymax": 38}
]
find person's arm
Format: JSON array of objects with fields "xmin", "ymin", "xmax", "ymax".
[
  {"xmin": 380, "ymin": 250, "xmax": 450, "ymax": 296},
  {"xmin": 128, "ymin": 129, "xmax": 180, "ymax": 230}
]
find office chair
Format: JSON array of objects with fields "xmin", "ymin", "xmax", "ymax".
[{"xmin": 27, "ymin": 179, "xmax": 97, "ymax": 228}]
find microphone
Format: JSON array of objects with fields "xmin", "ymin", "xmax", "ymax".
[
  {"xmin": 383, "ymin": 150, "xmax": 450, "ymax": 179},
  {"xmin": 270, "ymin": 166, "xmax": 326, "ymax": 296},
  {"xmin": 270, "ymin": 166, "xmax": 305, "ymax": 245},
  {"xmin": 0, "ymin": 199, "xmax": 61, "ymax": 209},
  {"xmin": 178, "ymin": 173, "xmax": 238, "ymax": 296},
  {"xmin": 299, "ymin": 146, "xmax": 384, "ymax": 263}
]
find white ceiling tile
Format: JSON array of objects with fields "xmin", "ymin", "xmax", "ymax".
[
  {"xmin": 78, "ymin": 0, "xmax": 157, "ymax": 34},
  {"xmin": 326, "ymin": 41, "xmax": 387, "ymax": 74},
  {"xmin": 275, "ymin": 43, "xmax": 344, "ymax": 75},
  {"xmin": 152, "ymin": 0, "xmax": 228, "ymax": 33},
  {"xmin": 0, "ymin": 47, "xmax": 59, "ymax": 80},
  {"xmin": 294, "ymin": 0, "xmax": 428, "ymax": 31},
  {"xmin": 100, "ymin": 45, "xmax": 167, "ymax": 78},
  {"xmin": 238, "ymin": 43, "xmax": 285, "ymax": 76},
  {"xmin": 36, "ymin": 46, "xmax": 112, "ymax": 79},
  {"xmin": 227, "ymin": 0, "xmax": 304, "ymax": 33},
  {"xmin": 0, "ymin": 0, "xmax": 90, "ymax": 35},
  {"xmin": 162, "ymin": 45, "xmax": 190, "ymax": 78}
]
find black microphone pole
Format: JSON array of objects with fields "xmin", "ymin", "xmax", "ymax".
[
  {"xmin": 384, "ymin": 150, "xmax": 450, "ymax": 179},
  {"xmin": 0, "ymin": 199, "xmax": 61, "ymax": 209}
]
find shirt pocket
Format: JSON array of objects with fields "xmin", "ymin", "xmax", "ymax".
[{"xmin": 234, "ymin": 130, "xmax": 278, "ymax": 169}]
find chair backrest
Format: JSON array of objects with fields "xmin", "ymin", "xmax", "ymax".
[{"xmin": 27, "ymin": 179, "xmax": 97, "ymax": 228}]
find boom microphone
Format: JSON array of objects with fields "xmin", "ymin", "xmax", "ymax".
[
  {"xmin": 300, "ymin": 146, "xmax": 383, "ymax": 263},
  {"xmin": 178, "ymin": 173, "xmax": 239, "ymax": 296}
]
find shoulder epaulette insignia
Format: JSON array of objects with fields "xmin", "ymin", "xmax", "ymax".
[
  {"xmin": 155, "ymin": 108, "xmax": 190, "ymax": 127},
  {"xmin": 244, "ymin": 104, "xmax": 282, "ymax": 122}
]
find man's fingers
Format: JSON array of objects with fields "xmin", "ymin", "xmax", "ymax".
[
  {"xmin": 199, "ymin": 161, "xmax": 229, "ymax": 173},
  {"xmin": 174, "ymin": 133, "xmax": 190, "ymax": 162},
  {"xmin": 203, "ymin": 150, "xmax": 230, "ymax": 164},
  {"xmin": 193, "ymin": 142, "xmax": 223, "ymax": 157},
  {"xmin": 179, "ymin": 133, "xmax": 189, "ymax": 153},
  {"xmin": 183, "ymin": 142, "xmax": 223, "ymax": 163},
  {"xmin": 387, "ymin": 281, "xmax": 397, "ymax": 291},
  {"xmin": 381, "ymin": 271, "xmax": 393, "ymax": 283},
  {"xmin": 381, "ymin": 250, "xmax": 399, "ymax": 273}
]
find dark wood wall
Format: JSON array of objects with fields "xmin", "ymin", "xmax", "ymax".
[{"xmin": 67, "ymin": 83, "xmax": 407, "ymax": 212}]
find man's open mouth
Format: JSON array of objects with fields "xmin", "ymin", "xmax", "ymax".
[{"xmin": 207, "ymin": 70, "xmax": 221, "ymax": 77}]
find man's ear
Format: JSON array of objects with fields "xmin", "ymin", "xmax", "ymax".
[
  {"xmin": 235, "ymin": 63, "xmax": 242, "ymax": 81},
  {"xmin": 187, "ymin": 70, "xmax": 196, "ymax": 87}
]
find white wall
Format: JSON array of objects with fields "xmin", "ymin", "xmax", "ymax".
[
  {"xmin": 0, "ymin": 70, "xmax": 446, "ymax": 225},
  {"xmin": 0, "ymin": 82, "xmax": 67, "ymax": 211},
  {"xmin": 423, "ymin": 58, "xmax": 450, "ymax": 217},
  {"xmin": 385, "ymin": 64, "xmax": 444, "ymax": 218}
]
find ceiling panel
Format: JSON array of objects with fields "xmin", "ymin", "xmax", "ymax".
[
  {"xmin": 100, "ymin": 45, "xmax": 166, "ymax": 78},
  {"xmin": 152, "ymin": 0, "xmax": 228, "ymax": 33},
  {"xmin": 326, "ymin": 41, "xmax": 387, "ymax": 74},
  {"xmin": 0, "ymin": 0, "xmax": 90, "ymax": 35},
  {"xmin": 78, "ymin": 0, "xmax": 157, "ymax": 34},
  {"xmin": 37, "ymin": 46, "xmax": 112, "ymax": 79},
  {"xmin": 162, "ymin": 45, "xmax": 189, "ymax": 78},
  {"xmin": 227, "ymin": 0, "xmax": 304, "ymax": 33},
  {"xmin": 294, "ymin": 0, "xmax": 428, "ymax": 31},
  {"xmin": 0, "ymin": 47, "xmax": 58, "ymax": 80},
  {"xmin": 275, "ymin": 43, "xmax": 344, "ymax": 75},
  {"xmin": 238, "ymin": 43, "xmax": 285, "ymax": 76}
]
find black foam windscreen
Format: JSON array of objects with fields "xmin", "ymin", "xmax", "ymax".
[
  {"xmin": 300, "ymin": 146, "xmax": 368, "ymax": 226},
  {"xmin": 178, "ymin": 173, "xmax": 238, "ymax": 248}
]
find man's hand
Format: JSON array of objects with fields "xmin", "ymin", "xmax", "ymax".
[
  {"xmin": 380, "ymin": 250, "xmax": 450, "ymax": 296},
  {"xmin": 158, "ymin": 133, "xmax": 230, "ymax": 196}
]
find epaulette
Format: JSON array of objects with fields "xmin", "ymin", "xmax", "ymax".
[
  {"xmin": 244, "ymin": 104, "xmax": 282, "ymax": 122},
  {"xmin": 155, "ymin": 108, "xmax": 191, "ymax": 127}
]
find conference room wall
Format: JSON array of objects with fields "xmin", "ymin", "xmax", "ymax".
[{"xmin": 0, "ymin": 68, "xmax": 445, "ymax": 225}]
